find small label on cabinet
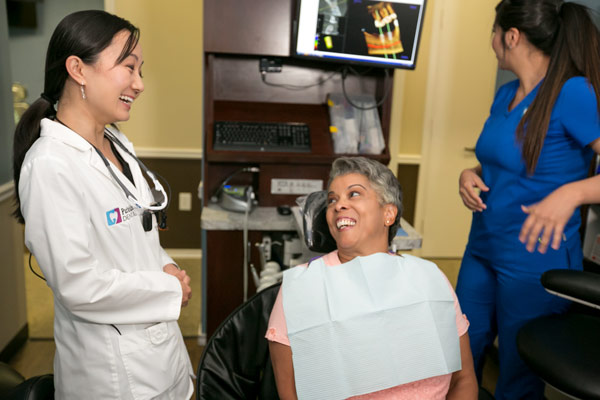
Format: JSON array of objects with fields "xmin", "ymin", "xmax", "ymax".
[{"xmin": 271, "ymin": 179, "xmax": 323, "ymax": 195}]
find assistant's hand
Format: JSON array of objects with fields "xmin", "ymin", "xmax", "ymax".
[
  {"xmin": 163, "ymin": 263, "xmax": 192, "ymax": 307},
  {"xmin": 519, "ymin": 186, "xmax": 576, "ymax": 253},
  {"xmin": 459, "ymin": 167, "xmax": 489, "ymax": 212}
]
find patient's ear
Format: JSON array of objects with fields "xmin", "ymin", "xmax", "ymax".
[{"xmin": 384, "ymin": 204, "xmax": 397, "ymax": 225}]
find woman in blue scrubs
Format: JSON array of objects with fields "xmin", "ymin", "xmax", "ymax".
[{"xmin": 457, "ymin": 1, "xmax": 600, "ymax": 399}]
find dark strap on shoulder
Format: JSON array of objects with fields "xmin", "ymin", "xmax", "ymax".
[{"xmin": 109, "ymin": 140, "xmax": 135, "ymax": 187}]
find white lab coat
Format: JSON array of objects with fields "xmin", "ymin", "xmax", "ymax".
[{"xmin": 19, "ymin": 119, "xmax": 194, "ymax": 399}]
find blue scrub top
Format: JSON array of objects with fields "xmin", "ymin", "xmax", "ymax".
[{"xmin": 467, "ymin": 77, "xmax": 600, "ymax": 271}]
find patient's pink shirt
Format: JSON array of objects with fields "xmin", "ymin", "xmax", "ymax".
[{"xmin": 266, "ymin": 251, "xmax": 469, "ymax": 400}]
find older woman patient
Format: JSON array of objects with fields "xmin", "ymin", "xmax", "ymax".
[{"xmin": 265, "ymin": 157, "xmax": 477, "ymax": 400}]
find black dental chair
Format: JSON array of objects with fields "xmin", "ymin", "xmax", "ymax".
[
  {"xmin": 195, "ymin": 192, "xmax": 334, "ymax": 400},
  {"xmin": 196, "ymin": 283, "xmax": 281, "ymax": 400},
  {"xmin": 517, "ymin": 269, "xmax": 600, "ymax": 399},
  {"xmin": 0, "ymin": 362, "xmax": 54, "ymax": 400},
  {"xmin": 197, "ymin": 190, "xmax": 496, "ymax": 399}
]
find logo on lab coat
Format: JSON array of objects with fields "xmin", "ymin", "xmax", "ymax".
[{"xmin": 106, "ymin": 208, "xmax": 122, "ymax": 226}]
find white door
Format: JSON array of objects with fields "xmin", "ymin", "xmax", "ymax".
[{"xmin": 412, "ymin": 0, "xmax": 499, "ymax": 258}]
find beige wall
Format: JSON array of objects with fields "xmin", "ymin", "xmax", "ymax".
[
  {"xmin": 395, "ymin": 0, "xmax": 498, "ymax": 257},
  {"xmin": 0, "ymin": 188, "xmax": 27, "ymax": 351},
  {"xmin": 108, "ymin": 0, "xmax": 204, "ymax": 152},
  {"xmin": 391, "ymin": 0, "xmax": 497, "ymax": 161},
  {"xmin": 388, "ymin": 0, "xmax": 437, "ymax": 170},
  {"xmin": 388, "ymin": 0, "xmax": 437, "ymax": 162}
]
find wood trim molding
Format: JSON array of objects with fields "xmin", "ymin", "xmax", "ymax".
[
  {"xmin": 165, "ymin": 248, "xmax": 202, "ymax": 259},
  {"xmin": 135, "ymin": 147, "xmax": 203, "ymax": 160},
  {"xmin": 0, "ymin": 324, "xmax": 28, "ymax": 363},
  {"xmin": 395, "ymin": 154, "xmax": 422, "ymax": 165},
  {"xmin": 0, "ymin": 181, "xmax": 14, "ymax": 204}
]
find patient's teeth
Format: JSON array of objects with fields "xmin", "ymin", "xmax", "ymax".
[{"xmin": 336, "ymin": 218, "xmax": 356, "ymax": 229}]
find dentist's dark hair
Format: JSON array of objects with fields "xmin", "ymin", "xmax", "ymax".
[
  {"xmin": 494, "ymin": 0, "xmax": 600, "ymax": 174},
  {"xmin": 12, "ymin": 10, "xmax": 139, "ymax": 223}
]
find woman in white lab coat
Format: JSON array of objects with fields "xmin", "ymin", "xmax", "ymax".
[{"xmin": 12, "ymin": 10, "xmax": 194, "ymax": 399}]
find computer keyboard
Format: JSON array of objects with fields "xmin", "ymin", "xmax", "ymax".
[{"xmin": 213, "ymin": 121, "xmax": 311, "ymax": 152}]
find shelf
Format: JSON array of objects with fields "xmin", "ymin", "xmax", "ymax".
[
  {"xmin": 201, "ymin": 205, "xmax": 296, "ymax": 231},
  {"xmin": 206, "ymin": 100, "xmax": 390, "ymax": 165}
]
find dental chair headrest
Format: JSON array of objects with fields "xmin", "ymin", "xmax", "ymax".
[{"xmin": 301, "ymin": 190, "xmax": 337, "ymax": 253}]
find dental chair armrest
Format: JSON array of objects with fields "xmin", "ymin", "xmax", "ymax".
[{"xmin": 541, "ymin": 270, "xmax": 600, "ymax": 309}]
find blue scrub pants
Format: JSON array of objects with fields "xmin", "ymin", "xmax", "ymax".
[{"xmin": 456, "ymin": 249, "xmax": 571, "ymax": 400}]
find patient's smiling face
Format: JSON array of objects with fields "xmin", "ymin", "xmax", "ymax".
[{"xmin": 326, "ymin": 173, "xmax": 395, "ymax": 263}]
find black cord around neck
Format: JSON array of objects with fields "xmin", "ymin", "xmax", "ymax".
[{"xmin": 28, "ymin": 253, "xmax": 46, "ymax": 281}]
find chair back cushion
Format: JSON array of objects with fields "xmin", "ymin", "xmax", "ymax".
[
  {"xmin": 5, "ymin": 374, "xmax": 54, "ymax": 400},
  {"xmin": 197, "ymin": 283, "xmax": 281, "ymax": 399}
]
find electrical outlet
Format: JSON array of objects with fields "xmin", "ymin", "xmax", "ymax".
[
  {"xmin": 179, "ymin": 192, "xmax": 192, "ymax": 211},
  {"xmin": 259, "ymin": 57, "xmax": 282, "ymax": 73}
]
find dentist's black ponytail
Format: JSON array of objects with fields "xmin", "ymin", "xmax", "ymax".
[{"xmin": 12, "ymin": 10, "xmax": 139, "ymax": 223}]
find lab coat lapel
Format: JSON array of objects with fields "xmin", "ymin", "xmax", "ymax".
[
  {"xmin": 110, "ymin": 144, "xmax": 145, "ymax": 201},
  {"xmin": 83, "ymin": 136, "xmax": 140, "ymax": 200},
  {"xmin": 88, "ymin": 150, "xmax": 115, "ymax": 181},
  {"xmin": 40, "ymin": 119, "xmax": 140, "ymax": 200},
  {"xmin": 41, "ymin": 119, "xmax": 113, "ymax": 182}
]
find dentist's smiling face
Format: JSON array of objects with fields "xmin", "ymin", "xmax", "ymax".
[
  {"xmin": 84, "ymin": 29, "xmax": 144, "ymax": 124},
  {"xmin": 326, "ymin": 173, "xmax": 395, "ymax": 263}
]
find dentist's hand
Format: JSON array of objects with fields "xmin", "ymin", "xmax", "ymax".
[
  {"xmin": 163, "ymin": 263, "xmax": 192, "ymax": 307},
  {"xmin": 459, "ymin": 167, "xmax": 489, "ymax": 212}
]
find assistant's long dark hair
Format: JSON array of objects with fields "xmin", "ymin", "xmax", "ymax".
[
  {"xmin": 495, "ymin": 0, "xmax": 600, "ymax": 175},
  {"xmin": 12, "ymin": 10, "xmax": 139, "ymax": 223}
]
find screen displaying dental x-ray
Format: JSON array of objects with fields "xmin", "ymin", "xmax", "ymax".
[{"xmin": 294, "ymin": 0, "xmax": 427, "ymax": 69}]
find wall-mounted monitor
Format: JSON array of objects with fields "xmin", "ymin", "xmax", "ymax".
[{"xmin": 293, "ymin": 0, "xmax": 427, "ymax": 69}]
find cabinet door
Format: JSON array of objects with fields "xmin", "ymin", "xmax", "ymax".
[
  {"xmin": 413, "ymin": 0, "xmax": 498, "ymax": 258},
  {"xmin": 204, "ymin": 0, "xmax": 293, "ymax": 56}
]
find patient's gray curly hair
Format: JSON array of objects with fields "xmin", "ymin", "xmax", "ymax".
[{"xmin": 328, "ymin": 156, "xmax": 403, "ymax": 244}]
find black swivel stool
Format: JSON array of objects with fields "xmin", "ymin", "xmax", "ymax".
[{"xmin": 517, "ymin": 269, "xmax": 600, "ymax": 400}]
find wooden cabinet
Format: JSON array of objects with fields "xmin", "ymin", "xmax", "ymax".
[
  {"xmin": 204, "ymin": 0, "xmax": 293, "ymax": 56},
  {"xmin": 202, "ymin": 0, "xmax": 395, "ymax": 337}
]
